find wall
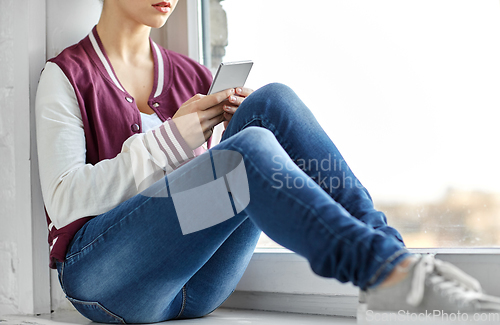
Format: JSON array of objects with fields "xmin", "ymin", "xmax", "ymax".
[
  {"xmin": 0, "ymin": 1, "xmax": 19, "ymax": 315},
  {"xmin": 0, "ymin": 0, "xmax": 49, "ymax": 315},
  {"xmin": 46, "ymin": 0, "xmax": 102, "ymax": 59}
]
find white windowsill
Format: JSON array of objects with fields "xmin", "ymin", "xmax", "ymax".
[
  {"xmin": 223, "ymin": 248, "xmax": 500, "ymax": 317},
  {"xmin": 0, "ymin": 308, "xmax": 356, "ymax": 325}
]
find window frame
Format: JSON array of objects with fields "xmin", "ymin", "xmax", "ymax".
[{"xmin": 164, "ymin": 0, "xmax": 202, "ymax": 62}]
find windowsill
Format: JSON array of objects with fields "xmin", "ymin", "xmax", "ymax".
[
  {"xmin": 7, "ymin": 305, "xmax": 498, "ymax": 325},
  {"xmin": 0, "ymin": 308, "xmax": 356, "ymax": 325},
  {"xmin": 254, "ymin": 247, "xmax": 500, "ymax": 254},
  {"xmin": 224, "ymin": 248, "xmax": 500, "ymax": 317}
]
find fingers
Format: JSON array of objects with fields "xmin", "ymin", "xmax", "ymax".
[
  {"xmin": 223, "ymin": 87, "xmax": 253, "ymax": 112},
  {"xmin": 175, "ymin": 88, "xmax": 239, "ymax": 142},
  {"xmin": 173, "ymin": 90, "xmax": 235, "ymax": 147},
  {"xmin": 223, "ymin": 111, "xmax": 233, "ymax": 121},
  {"xmin": 228, "ymin": 94, "xmax": 244, "ymax": 107},
  {"xmin": 201, "ymin": 101, "xmax": 225, "ymax": 120},
  {"xmin": 222, "ymin": 87, "xmax": 251, "ymax": 114},
  {"xmin": 223, "ymin": 104, "xmax": 237, "ymax": 115},
  {"xmin": 236, "ymin": 87, "xmax": 253, "ymax": 98},
  {"xmin": 196, "ymin": 88, "xmax": 235, "ymax": 111},
  {"xmin": 203, "ymin": 113, "xmax": 225, "ymax": 139},
  {"xmin": 183, "ymin": 88, "xmax": 245, "ymax": 115},
  {"xmin": 210, "ymin": 112, "xmax": 225, "ymax": 127},
  {"xmin": 199, "ymin": 103, "xmax": 225, "ymax": 128}
]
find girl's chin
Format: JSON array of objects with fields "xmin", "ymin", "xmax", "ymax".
[{"xmin": 146, "ymin": 17, "xmax": 170, "ymax": 29}]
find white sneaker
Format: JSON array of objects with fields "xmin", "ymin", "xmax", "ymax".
[{"xmin": 365, "ymin": 254, "xmax": 500, "ymax": 313}]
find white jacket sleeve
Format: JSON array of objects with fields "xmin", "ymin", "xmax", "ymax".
[{"xmin": 36, "ymin": 62, "xmax": 195, "ymax": 229}]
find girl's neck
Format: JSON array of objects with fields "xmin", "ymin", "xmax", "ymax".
[{"xmin": 96, "ymin": 8, "xmax": 152, "ymax": 64}]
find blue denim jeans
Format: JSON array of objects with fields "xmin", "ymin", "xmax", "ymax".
[{"xmin": 57, "ymin": 83, "xmax": 409, "ymax": 323}]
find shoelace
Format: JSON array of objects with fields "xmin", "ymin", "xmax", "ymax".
[{"xmin": 406, "ymin": 254, "xmax": 484, "ymax": 308}]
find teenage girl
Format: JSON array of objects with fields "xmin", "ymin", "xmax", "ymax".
[{"xmin": 36, "ymin": 0, "xmax": 499, "ymax": 323}]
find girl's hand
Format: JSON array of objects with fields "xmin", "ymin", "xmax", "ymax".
[
  {"xmin": 223, "ymin": 87, "xmax": 253, "ymax": 128},
  {"xmin": 172, "ymin": 88, "xmax": 235, "ymax": 149}
]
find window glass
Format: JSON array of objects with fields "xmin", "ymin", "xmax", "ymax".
[{"xmin": 202, "ymin": 0, "xmax": 500, "ymax": 248}]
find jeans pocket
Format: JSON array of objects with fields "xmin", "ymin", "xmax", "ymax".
[{"xmin": 66, "ymin": 296, "xmax": 126, "ymax": 324}]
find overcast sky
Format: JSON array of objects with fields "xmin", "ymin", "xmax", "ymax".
[{"xmin": 220, "ymin": 0, "xmax": 500, "ymax": 204}]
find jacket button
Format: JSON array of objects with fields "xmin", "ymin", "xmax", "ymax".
[
  {"xmin": 153, "ymin": 102, "xmax": 160, "ymax": 108},
  {"xmin": 131, "ymin": 123, "xmax": 140, "ymax": 132},
  {"xmin": 126, "ymin": 97, "xmax": 133, "ymax": 103}
]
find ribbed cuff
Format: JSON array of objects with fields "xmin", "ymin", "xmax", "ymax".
[{"xmin": 150, "ymin": 120, "xmax": 195, "ymax": 171}]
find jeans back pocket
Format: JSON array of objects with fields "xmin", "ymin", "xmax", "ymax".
[{"xmin": 66, "ymin": 296, "xmax": 126, "ymax": 324}]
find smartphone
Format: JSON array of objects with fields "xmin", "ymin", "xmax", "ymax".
[{"xmin": 207, "ymin": 61, "xmax": 253, "ymax": 95}]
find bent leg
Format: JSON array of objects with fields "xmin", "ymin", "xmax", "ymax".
[
  {"xmin": 58, "ymin": 158, "xmax": 260, "ymax": 323},
  {"xmin": 223, "ymin": 83, "xmax": 404, "ymax": 244},
  {"xmin": 216, "ymin": 127, "xmax": 409, "ymax": 289}
]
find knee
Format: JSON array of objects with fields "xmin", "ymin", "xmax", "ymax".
[
  {"xmin": 259, "ymin": 82, "xmax": 295, "ymax": 95},
  {"xmin": 250, "ymin": 82, "xmax": 296, "ymax": 102},
  {"xmin": 224, "ymin": 127, "xmax": 281, "ymax": 159},
  {"xmin": 244, "ymin": 83, "xmax": 308, "ymax": 120},
  {"xmin": 236, "ymin": 127, "xmax": 276, "ymax": 144}
]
